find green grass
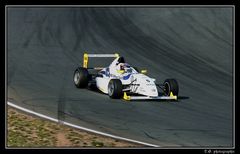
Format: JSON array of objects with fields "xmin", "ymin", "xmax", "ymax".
[
  {"xmin": 7, "ymin": 108, "xmax": 140, "ymax": 147},
  {"xmin": 91, "ymin": 141, "xmax": 104, "ymax": 147},
  {"xmin": 7, "ymin": 110, "xmax": 57, "ymax": 147}
]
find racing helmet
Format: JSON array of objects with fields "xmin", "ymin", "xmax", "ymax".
[
  {"xmin": 119, "ymin": 63, "xmax": 125, "ymax": 70},
  {"xmin": 118, "ymin": 63, "xmax": 130, "ymax": 71}
]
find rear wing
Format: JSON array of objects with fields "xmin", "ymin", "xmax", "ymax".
[{"xmin": 83, "ymin": 53, "xmax": 119, "ymax": 69}]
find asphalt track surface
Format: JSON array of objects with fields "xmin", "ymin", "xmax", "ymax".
[{"xmin": 7, "ymin": 7, "xmax": 233, "ymax": 147}]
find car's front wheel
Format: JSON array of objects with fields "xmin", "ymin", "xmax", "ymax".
[
  {"xmin": 164, "ymin": 79, "xmax": 179, "ymax": 96},
  {"xmin": 108, "ymin": 79, "xmax": 123, "ymax": 99}
]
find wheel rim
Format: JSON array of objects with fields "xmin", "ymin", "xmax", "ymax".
[
  {"xmin": 108, "ymin": 82, "xmax": 114, "ymax": 96},
  {"xmin": 74, "ymin": 71, "xmax": 80, "ymax": 84}
]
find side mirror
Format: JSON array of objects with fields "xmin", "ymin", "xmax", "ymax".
[{"xmin": 141, "ymin": 70, "xmax": 147, "ymax": 74}]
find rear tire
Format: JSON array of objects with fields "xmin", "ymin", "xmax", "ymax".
[
  {"xmin": 108, "ymin": 79, "xmax": 123, "ymax": 99},
  {"xmin": 74, "ymin": 67, "xmax": 89, "ymax": 88},
  {"xmin": 164, "ymin": 79, "xmax": 179, "ymax": 96}
]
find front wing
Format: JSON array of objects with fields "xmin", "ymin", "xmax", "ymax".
[{"xmin": 123, "ymin": 92, "xmax": 177, "ymax": 101}]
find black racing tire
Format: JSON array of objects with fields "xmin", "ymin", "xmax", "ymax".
[
  {"xmin": 108, "ymin": 79, "xmax": 123, "ymax": 99},
  {"xmin": 73, "ymin": 67, "xmax": 89, "ymax": 88},
  {"xmin": 164, "ymin": 79, "xmax": 179, "ymax": 96}
]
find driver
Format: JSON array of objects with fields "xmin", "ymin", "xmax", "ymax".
[
  {"xmin": 109, "ymin": 57, "xmax": 130, "ymax": 76},
  {"xmin": 117, "ymin": 63, "xmax": 130, "ymax": 73},
  {"xmin": 119, "ymin": 63, "xmax": 125, "ymax": 71}
]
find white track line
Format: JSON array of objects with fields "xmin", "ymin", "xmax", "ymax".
[{"xmin": 7, "ymin": 101, "xmax": 159, "ymax": 147}]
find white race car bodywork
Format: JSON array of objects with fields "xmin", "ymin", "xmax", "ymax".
[
  {"xmin": 78, "ymin": 53, "xmax": 178, "ymax": 101},
  {"xmin": 96, "ymin": 71, "xmax": 158, "ymax": 97}
]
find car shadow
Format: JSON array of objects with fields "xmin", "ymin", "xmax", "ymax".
[{"xmin": 177, "ymin": 96, "xmax": 190, "ymax": 100}]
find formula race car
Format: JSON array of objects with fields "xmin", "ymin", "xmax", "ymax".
[{"xmin": 73, "ymin": 53, "xmax": 179, "ymax": 100}]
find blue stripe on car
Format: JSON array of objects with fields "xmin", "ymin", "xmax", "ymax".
[{"xmin": 123, "ymin": 74, "xmax": 131, "ymax": 80}]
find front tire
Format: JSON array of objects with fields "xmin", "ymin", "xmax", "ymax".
[
  {"xmin": 164, "ymin": 79, "xmax": 179, "ymax": 96},
  {"xmin": 108, "ymin": 79, "xmax": 123, "ymax": 99},
  {"xmin": 74, "ymin": 67, "xmax": 89, "ymax": 88}
]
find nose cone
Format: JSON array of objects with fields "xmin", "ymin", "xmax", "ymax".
[
  {"xmin": 144, "ymin": 85, "xmax": 158, "ymax": 97},
  {"xmin": 134, "ymin": 74, "xmax": 158, "ymax": 97}
]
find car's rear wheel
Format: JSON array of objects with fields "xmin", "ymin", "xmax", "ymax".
[
  {"xmin": 74, "ymin": 67, "xmax": 89, "ymax": 88},
  {"xmin": 108, "ymin": 79, "xmax": 123, "ymax": 99},
  {"xmin": 164, "ymin": 79, "xmax": 179, "ymax": 96}
]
